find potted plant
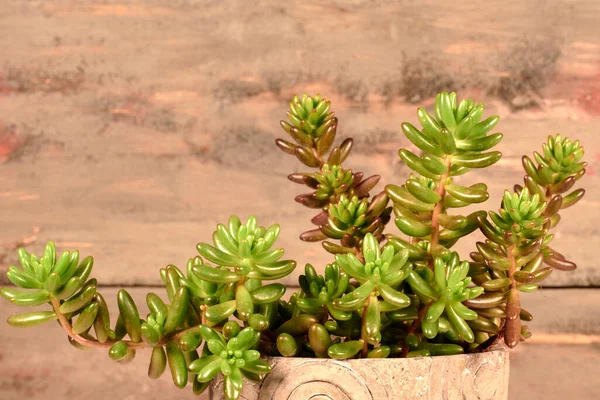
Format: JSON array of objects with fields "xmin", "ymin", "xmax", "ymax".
[{"xmin": 1, "ymin": 92, "xmax": 586, "ymax": 400}]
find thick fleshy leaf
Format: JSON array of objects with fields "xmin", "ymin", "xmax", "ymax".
[
  {"xmin": 378, "ymin": 284, "xmax": 410, "ymax": 309},
  {"xmin": 7, "ymin": 311, "xmax": 57, "ymax": 327},
  {"xmin": 397, "ymin": 149, "xmax": 440, "ymax": 180},
  {"xmin": 327, "ymin": 340, "xmax": 364, "ymax": 359},
  {"xmin": 276, "ymin": 333, "xmax": 299, "ymax": 357},
  {"xmin": 205, "ymin": 300, "xmax": 237, "ymax": 323},
  {"xmin": 451, "ymin": 152, "xmax": 501, "ymax": 168}
]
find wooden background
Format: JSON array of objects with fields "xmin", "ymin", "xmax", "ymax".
[{"xmin": 1, "ymin": 1, "xmax": 599, "ymax": 399}]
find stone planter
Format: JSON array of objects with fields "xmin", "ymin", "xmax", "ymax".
[{"xmin": 209, "ymin": 347, "xmax": 509, "ymax": 400}]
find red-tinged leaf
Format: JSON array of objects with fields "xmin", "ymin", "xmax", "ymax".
[
  {"xmin": 354, "ymin": 175, "xmax": 381, "ymax": 198},
  {"xmin": 311, "ymin": 211, "xmax": 329, "ymax": 226},
  {"xmin": 295, "ymin": 193, "xmax": 327, "ymax": 209},
  {"xmin": 275, "ymin": 139, "xmax": 297, "ymax": 155},
  {"xmin": 300, "ymin": 228, "xmax": 327, "ymax": 242},
  {"xmin": 295, "ymin": 147, "xmax": 322, "ymax": 168}
]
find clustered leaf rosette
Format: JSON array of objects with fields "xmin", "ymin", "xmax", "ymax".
[
  {"xmin": 313, "ymin": 164, "xmax": 355, "ymax": 200},
  {"xmin": 272, "ymin": 234, "xmax": 416, "ymax": 361},
  {"xmin": 293, "ymin": 164, "xmax": 356, "ymax": 207},
  {"xmin": 407, "ymin": 252, "xmax": 485, "ymax": 345},
  {"xmin": 332, "ymin": 234, "xmax": 412, "ymax": 347},
  {"xmin": 276, "ymin": 93, "xmax": 351, "ymax": 169},
  {"xmin": 196, "ymin": 215, "xmax": 295, "ymax": 281},
  {"xmin": 1, "ymin": 242, "xmax": 92, "ymax": 328},
  {"xmin": 314, "ymin": 194, "xmax": 391, "ymax": 251},
  {"xmin": 522, "ymin": 134, "xmax": 586, "ymax": 194},
  {"xmin": 276, "ymin": 94, "xmax": 392, "ymax": 255},
  {"xmin": 470, "ymin": 188, "xmax": 551, "ymax": 348},
  {"xmin": 0, "ymin": 242, "xmax": 199, "ymax": 389},
  {"xmin": 517, "ymin": 134, "xmax": 586, "ymax": 270},
  {"xmin": 472, "ymin": 132, "xmax": 587, "ymax": 350},
  {"xmin": 277, "ymin": 94, "xmax": 338, "ymax": 163},
  {"xmin": 296, "ymin": 263, "xmax": 351, "ymax": 321},
  {"xmin": 292, "ymin": 163, "xmax": 384, "ymax": 217},
  {"xmin": 190, "ymin": 325, "xmax": 269, "ymax": 400},
  {"xmin": 386, "ymin": 91, "xmax": 502, "ymax": 252},
  {"xmin": 193, "ymin": 216, "xmax": 292, "ymax": 325}
]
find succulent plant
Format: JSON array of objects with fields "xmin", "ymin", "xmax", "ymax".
[
  {"xmin": 192, "ymin": 325, "xmax": 269, "ymax": 399},
  {"xmin": 277, "ymin": 94, "xmax": 391, "ymax": 255},
  {"xmin": 2, "ymin": 91, "xmax": 586, "ymax": 400},
  {"xmin": 297, "ymin": 262, "xmax": 351, "ymax": 321}
]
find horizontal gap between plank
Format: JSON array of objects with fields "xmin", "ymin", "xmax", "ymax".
[{"xmin": 526, "ymin": 333, "xmax": 600, "ymax": 345}]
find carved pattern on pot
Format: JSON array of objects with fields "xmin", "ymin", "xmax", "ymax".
[
  {"xmin": 259, "ymin": 358, "xmax": 386, "ymax": 399},
  {"xmin": 209, "ymin": 349, "xmax": 509, "ymax": 400}
]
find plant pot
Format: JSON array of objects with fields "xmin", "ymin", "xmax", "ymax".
[{"xmin": 209, "ymin": 346, "xmax": 509, "ymax": 400}]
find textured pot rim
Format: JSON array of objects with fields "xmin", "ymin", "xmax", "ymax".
[
  {"xmin": 209, "ymin": 344, "xmax": 510, "ymax": 399},
  {"xmin": 259, "ymin": 344, "xmax": 508, "ymax": 363}
]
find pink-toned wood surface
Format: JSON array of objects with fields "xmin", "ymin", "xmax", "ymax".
[
  {"xmin": 1, "ymin": 0, "xmax": 599, "ymax": 287},
  {"xmin": 1, "ymin": 1, "xmax": 599, "ymax": 399}
]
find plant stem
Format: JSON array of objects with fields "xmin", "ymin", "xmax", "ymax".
[
  {"xmin": 320, "ymin": 305, "xmax": 329, "ymax": 325},
  {"xmin": 50, "ymin": 296, "xmax": 201, "ymax": 350},
  {"xmin": 236, "ymin": 276, "xmax": 247, "ymax": 288},
  {"xmin": 310, "ymin": 145, "xmax": 324, "ymax": 166},
  {"xmin": 200, "ymin": 304, "xmax": 207, "ymax": 325},
  {"xmin": 399, "ymin": 158, "xmax": 452, "ymax": 355},
  {"xmin": 401, "ymin": 304, "xmax": 429, "ymax": 357},
  {"xmin": 360, "ymin": 295, "xmax": 371, "ymax": 358},
  {"xmin": 504, "ymin": 244, "xmax": 521, "ymax": 348},
  {"xmin": 507, "ymin": 245, "xmax": 517, "ymax": 289},
  {"xmin": 50, "ymin": 296, "xmax": 146, "ymax": 349},
  {"xmin": 428, "ymin": 157, "xmax": 453, "ymax": 270}
]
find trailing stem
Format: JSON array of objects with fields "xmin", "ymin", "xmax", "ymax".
[
  {"xmin": 504, "ymin": 245, "xmax": 521, "ymax": 348},
  {"xmin": 50, "ymin": 296, "xmax": 199, "ymax": 350},
  {"xmin": 50, "ymin": 296, "xmax": 148, "ymax": 349}
]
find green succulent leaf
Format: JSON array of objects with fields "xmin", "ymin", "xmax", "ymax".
[
  {"xmin": 7, "ymin": 311, "xmax": 57, "ymax": 327},
  {"xmin": 327, "ymin": 339, "xmax": 364, "ymax": 360},
  {"xmin": 276, "ymin": 333, "xmax": 300, "ymax": 357},
  {"xmin": 116, "ymin": 289, "xmax": 142, "ymax": 343}
]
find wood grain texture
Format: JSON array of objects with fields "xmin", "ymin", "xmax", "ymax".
[
  {"xmin": 0, "ymin": 0, "xmax": 599, "ymax": 290},
  {"xmin": 1, "ymin": 287, "xmax": 598, "ymax": 399}
]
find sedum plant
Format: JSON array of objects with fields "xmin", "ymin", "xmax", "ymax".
[{"xmin": 1, "ymin": 92, "xmax": 587, "ymax": 399}]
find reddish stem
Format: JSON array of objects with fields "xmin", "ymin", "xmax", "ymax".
[
  {"xmin": 51, "ymin": 296, "xmax": 200, "ymax": 350},
  {"xmin": 401, "ymin": 304, "xmax": 430, "ymax": 357},
  {"xmin": 428, "ymin": 157, "xmax": 452, "ymax": 270},
  {"xmin": 360, "ymin": 295, "xmax": 371, "ymax": 358}
]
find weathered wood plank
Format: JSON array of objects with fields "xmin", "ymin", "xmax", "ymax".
[
  {"xmin": 509, "ymin": 343, "xmax": 600, "ymax": 400},
  {"xmin": 0, "ymin": 113, "xmax": 597, "ymax": 287},
  {"xmin": 1, "ymin": 0, "xmax": 599, "ymax": 288},
  {"xmin": 519, "ymin": 288, "xmax": 600, "ymax": 335}
]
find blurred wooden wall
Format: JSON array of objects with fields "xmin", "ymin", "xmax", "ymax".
[{"xmin": 1, "ymin": 1, "xmax": 599, "ymax": 399}]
